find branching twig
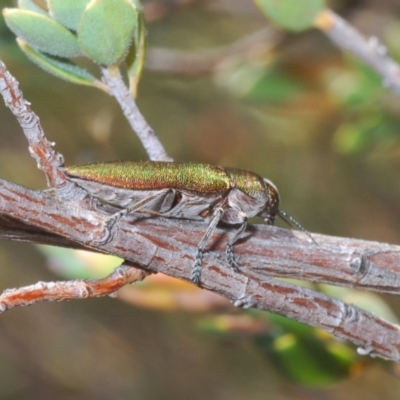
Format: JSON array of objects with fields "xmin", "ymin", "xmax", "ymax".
[
  {"xmin": 0, "ymin": 262, "xmax": 150, "ymax": 312},
  {"xmin": 315, "ymin": 9, "xmax": 400, "ymax": 92},
  {"xmin": 0, "ymin": 62, "xmax": 66, "ymax": 188}
]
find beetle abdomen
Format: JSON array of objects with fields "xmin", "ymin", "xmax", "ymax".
[{"xmin": 66, "ymin": 161, "xmax": 231, "ymax": 194}]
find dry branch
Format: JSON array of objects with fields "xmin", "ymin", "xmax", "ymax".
[{"xmin": 1, "ymin": 177, "xmax": 400, "ymax": 361}]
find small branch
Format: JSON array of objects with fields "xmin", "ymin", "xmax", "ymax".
[
  {"xmin": 0, "ymin": 61, "xmax": 66, "ymax": 187},
  {"xmin": 101, "ymin": 67, "xmax": 172, "ymax": 162},
  {"xmin": 1, "ymin": 182, "xmax": 400, "ymax": 295},
  {"xmin": 315, "ymin": 9, "xmax": 400, "ymax": 92},
  {"xmin": 0, "ymin": 262, "xmax": 150, "ymax": 313},
  {"xmin": 1, "ymin": 179, "xmax": 400, "ymax": 361}
]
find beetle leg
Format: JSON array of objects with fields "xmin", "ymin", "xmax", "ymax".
[
  {"xmin": 106, "ymin": 189, "xmax": 171, "ymax": 228},
  {"xmin": 192, "ymin": 207, "xmax": 225, "ymax": 284},
  {"xmin": 226, "ymin": 219, "xmax": 247, "ymax": 271}
]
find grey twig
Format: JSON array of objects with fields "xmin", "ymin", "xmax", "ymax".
[
  {"xmin": 101, "ymin": 67, "xmax": 172, "ymax": 162},
  {"xmin": 315, "ymin": 9, "xmax": 400, "ymax": 92},
  {"xmin": 0, "ymin": 61, "xmax": 66, "ymax": 187}
]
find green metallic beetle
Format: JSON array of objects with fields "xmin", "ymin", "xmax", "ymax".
[{"xmin": 66, "ymin": 161, "xmax": 311, "ymax": 283}]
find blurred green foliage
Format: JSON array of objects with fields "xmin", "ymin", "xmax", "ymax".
[
  {"xmin": 255, "ymin": 0, "xmax": 325, "ymax": 31},
  {"xmin": 1, "ymin": 0, "xmax": 400, "ymax": 399}
]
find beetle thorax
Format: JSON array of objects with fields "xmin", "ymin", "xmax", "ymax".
[{"xmin": 223, "ymin": 168, "xmax": 278, "ymax": 220}]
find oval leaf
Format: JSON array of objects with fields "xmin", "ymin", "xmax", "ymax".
[
  {"xmin": 17, "ymin": 38, "xmax": 107, "ymax": 91},
  {"xmin": 255, "ymin": 0, "xmax": 326, "ymax": 31},
  {"xmin": 78, "ymin": 0, "xmax": 138, "ymax": 66},
  {"xmin": 48, "ymin": 0, "xmax": 91, "ymax": 31},
  {"xmin": 3, "ymin": 8, "xmax": 81, "ymax": 57}
]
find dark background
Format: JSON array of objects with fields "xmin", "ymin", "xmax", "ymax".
[{"xmin": 1, "ymin": 0, "xmax": 400, "ymax": 398}]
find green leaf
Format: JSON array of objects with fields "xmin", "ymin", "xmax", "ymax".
[
  {"xmin": 255, "ymin": 0, "xmax": 326, "ymax": 31},
  {"xmin": 47, "ymin": 0, "xmax": 91, "ymax": 31},
  {"xmin": 78, "ymin": 0, "xmax": 138, "ymax": 66},
  {"xmin": 17, "ymin": 38, "xmax": 103, "ymax": 89},
  {"xmin": 18, "ymin": 0, "xmax": 48, "ymax": 15},
  {"xmin": 3, "ymin": 8, "xmax": 81, "ymax": 57}
]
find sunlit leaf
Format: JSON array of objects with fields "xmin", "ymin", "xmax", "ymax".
[{"xmin": 78, "ymin": 0, "xmax": 138, "ymax": 66}]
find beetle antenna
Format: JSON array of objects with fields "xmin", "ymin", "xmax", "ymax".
[{"xmin": 278, "ymin": 210, "xmax": 317, "ymax": 245}]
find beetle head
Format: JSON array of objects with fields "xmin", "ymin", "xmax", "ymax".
[{"xmin": 259, "ymin": 178, "xmax": 280, "ymax": 224}]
